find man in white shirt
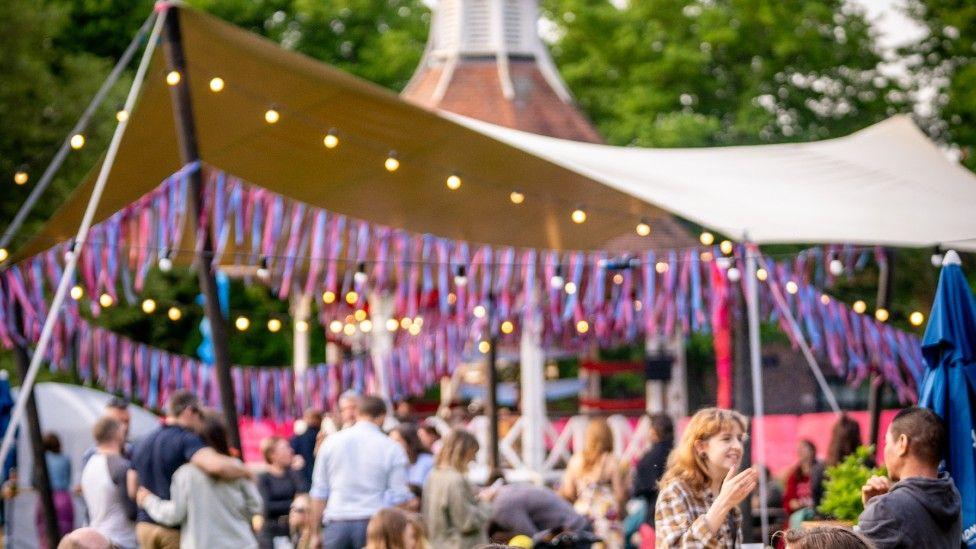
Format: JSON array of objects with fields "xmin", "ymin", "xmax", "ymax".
[
  {"xmin": 310, "ymin": 396, "xmax": 414, "ymax": 549},
  {"xmin": 80, "ymin": 417, "xmax": 138, "ymax": 549}
]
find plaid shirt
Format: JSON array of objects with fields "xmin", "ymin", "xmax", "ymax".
[{"xmin": 654, "ymin": 479, "xmax": 742, "ymax": 549}]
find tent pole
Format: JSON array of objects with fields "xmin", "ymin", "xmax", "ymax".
[
  {"xmin": 486, "ymin": 292, "xmax": 502, "ymax": 481},
  {"xmin": 8, "ymin": 301, "xmax": 60, "ymax": 549},
  {"xmin": 0, "ymin": 13, "xmax": 156, "ymax": 253},
  {"xmin": 868, "ymin": 248, "xmax": 893, "ymax": 448},
  {"xmin": 160, "ymin": 5, "xmax": 241, "ymax": 451},
  {"xmin": 744, "ymin": 242, "xmax": 769, "ymax": 544},
  {"xmin": 0, "ymin": 8, "xmax": 166, "ymax": 479},
  {"xmin": 732, "ymin": 264, "xmax": 754, "ymax": 540}
]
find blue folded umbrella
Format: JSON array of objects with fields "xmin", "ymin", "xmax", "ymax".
[{"xmin": 918, "ymin": 251, "xmax": 976, "ymax": 547}]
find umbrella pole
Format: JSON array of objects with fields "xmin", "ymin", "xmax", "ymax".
[
  {"xmin": 160, "ymin": 5, "xmax": 241, "ymax": 452},
  {"xmin": 8, "ymin": 301, "xmax": 59, "ymax": 549},
  {"xmin": 745, "ymin": 243, "xmax": 770, "ymax": 544},
  {"xmin": 868, "ymin": 248, "xmax": 893, "ymax": 448}
]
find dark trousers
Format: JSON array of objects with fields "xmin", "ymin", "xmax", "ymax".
[{"xmin": 322, "ymin": 519, "xmax": 369, "ymax": 549}]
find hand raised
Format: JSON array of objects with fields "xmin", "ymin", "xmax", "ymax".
[
  {"xmin": 861, "ymin": 475, "xmax": 891, "ymax": 505},
  {"xmin": 717, "ymin": 461, "xmax": 758, "ymax": 510}
]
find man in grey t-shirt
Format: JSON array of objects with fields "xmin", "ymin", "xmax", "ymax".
[{"xmin": 489, "ymin": 483, "xmax": 590, "ymax": 538}]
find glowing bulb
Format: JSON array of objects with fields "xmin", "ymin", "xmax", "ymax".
[
  {"xmin": 295, "ymin": 320, "xmax": 309, "ymax": 332},
  {"xmin": 267, "ymin": 318, "xmax": 282, "ymax": 332},
  {"xmin": 716, "ymin": 257, "xmax": 731, "ymax": 270},
  {"xmin": 636, "ymin": 219, "xmax": 651, "ymax": 237},
  {"xmin": 413, "ymin": 317, "xmax": 424, "ymax": 328},
  {"xmin": 820, "ymin": 294, "xmax": 831, "ymax": 305},
  {"xmin": 99, "ymin": 293, "xmax": 114, "ymax": 307},
  {"xmin": 571, "ymin": 207, "xmax": 587, "ymax": 224},
  {"xmin": 720, "ymin": 240, "xmax": 734, "ymax": 255},
  {"xmin": 909, "ymin": 311, "xmax": 925, "ymax": 326},
  {"xmin": 853, "ymin": 300, "xmax": 867, "ymax": 314},
  {"xmin": 0, "ymin": 248, "xmax": 7, "ymax": 262},
  {"xmin": 564, "ymin": 282, "xmax": 577, "ymax": 295},
  {"xmin": 612, "ymin": 273, "xmax": 624, "ymax": 285},
  {"xmin": 408, "ymin": 323, "xmax": 421, "ymax": 336},
  {"xmin": 329, "ymin": 320, "xmax": 343, "ymax": 333},
  {"xmin": 386, "ymin": 318, "xmax": 399, "ymax": 332},
  {"xmin": 785, "ymin": 281, "xmax": 799, "ymax": 295},
  {"xmin": 700, "ymin": 251, "xmax": 713, "ymax": 261},
  {"xmin": 235, "ymin": 316, "xmax": 250, "ymax": 331},
  {"xmin": 264, "ymin": 108, "xmax": 280, "ymax": 124},
  {"xmin": 655, "ymin": 262, "xmax": 669, "ymax": 274},
  {"xmin": 400, "ymin": 317, "xmax": 412, "ymax": 330},
  {"xmin": 727, "ymin": 267, "xmax": 742, "ymax": 281},
  {"xmin": 354, "ymin": 309, "xmax": 367, "ymax": 322},
  {"xmin": 345, "ymin": 291, "xmax": 359, "ymax": 305},
  {"xmin": 473, "ymin": 305, "xmax": 487, "ymax": 319},
  {"xmin": 158, "ymin": 256, "xmax": 173, "ymax": 272},
  {"xmin": 70, "ymin": 285, "xmax": 84, "ymax": 300},
  {"xmin": 165, "ymin": 70, "xmax": 181, "ymax": 86},
  {"xmin": 13, "ymin": 171, "xmax": 28, "ymax": 185},
  {"xmin": 756, "ymin": 268, "xmax": 768, "ymax": 282},
  {"xmin": 931, "ymin": 253, "xmax": 944, "ymax": 267},
  {"xmin": 478, "ymin": 340, "xmax": 491, "ymax": 354},
  {"xmin": 323, "ymin": 130, "xmax": 339, "ymax": 149},
  {"xmin": 70, "ymin": 134, "xmax": 86, "ymax": 150},
  {"xmin": 634, "ymin": 300, "xmax": 643, "ymax": 311},
  {"xmin": 343, "ymin": 323, "xmax": 356, "ymax": 336},
  {"xmin": 361, "ymin": 319, "xmax": 373, "ymax": 333},
  {"xmin": 209, "ymin": 77, "xmax": 225, "ymax": 92},
  {"xmin": 550, "ymin": 274, "xmax": 565, "ymax": 290},
  {"xmin": 576, "ymin": 320, "xmax": 589, "ymax": 334},
  {"xmin": 165, "ymin": 307, "xmax": 181, "ymax": 321},
  {"xmin": 322, "ymin": 290, "xmax": 336, "ymax": 304},
  {"xmin": 699, "ymin": 232, "xmax": 715, "ymax": 246},
  {"xmin": 115, "ymin": 110, "xmax": 129, "ymax": 122},
  {"xmin": 874, "ymin": 308, "xmax": 890, "ymax": 322},
  {"xmin": 509, "ymin": 190, "xmax": 525, "ymax": 204},
  {"xmin": 501, "ymin": 320, "xmax": 514, "ymax": 334},
  {"xmin": 141, "ymin": 299, "xmax": 156, "ymax": 313},
  {"xmin": 448, "ymin": 292, "xmax": 457, "ymax": 305},
  {"xmin": 384, "ymin": 152, "xmax": 400, "ymax": 172},
  {"xmin": 829, "ymin": 259, "xmax": 844, "ymax": 276},
  {"xmin": 446, "ymin": 174, "xmax": 461, "ymax": 190}
]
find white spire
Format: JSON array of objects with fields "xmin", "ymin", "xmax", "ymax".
[{"xmin": 409, "ymin": 0, "xmax": 573, "ymax": 102}]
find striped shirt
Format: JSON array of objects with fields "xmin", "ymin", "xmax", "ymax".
[{"xmin": 654, "ymin": 479, "xmax": 742, "ymax": 549}]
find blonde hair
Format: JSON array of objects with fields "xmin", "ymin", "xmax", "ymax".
[
  {"xmin": 435, "ymin": 429, "xmax": 479, "ymax": 472},
  {"xmin": 581, "ymin": 417, "xmax": 614, "ymax": 472},
  {"xmin": 405, "ymin": 512, "xmax": 431, "ymax": 549},
  {"xmin": 660, "ymin": 407, "xmax": 748, "ymax": 493},
  {"xmin": 778, "ymin": 526, "xmax": 875, "ymax": 548},
  {"xmin": 365, "ymin": 508, "xmax": 409, "ymax": 549}
]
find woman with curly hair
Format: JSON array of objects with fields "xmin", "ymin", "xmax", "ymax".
[{"xmin": 655, "ymin": 408, "xmax": 758, "ymax": 548}]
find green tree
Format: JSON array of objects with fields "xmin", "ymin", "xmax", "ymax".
[
  {"xmin": 902, "ymin": 0, "xmax": 976, "ymax": 171},
  {"xmin": 542, "ymin": 0, "xmax": 907, "ymax": 147}
]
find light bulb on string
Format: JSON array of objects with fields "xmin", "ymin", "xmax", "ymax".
[
  {"xmin": 655, "ymin": 262, "xmax": 669, "ymax": 274},
  {"xmin": 612, "ymin": 273, "xmax": 624, "ymax": 285},
  {"xmin": 256, "ymin": 257, "xmax": 271, "ymax": 281},
  {"xmin": 158, "ymin": 251, "xmax": 173, "ymax": 273},
  {"xmin": 636, "ymin": 219, "xmax": 651, "ymax": 237},
  {"xmin": 564, "ymin": 282, "xmax": 577, "ymax": 295},
  {"xmin": 329, "ymin": 320, "xmax": 343, "ymax": 334},
  {"xmin": 345, "ymin": 291, "xmax": 359, "ymax": 305},
  {"xmin": 550, "ymin": 266, "xmax": 565, "ymax": 290},
  {"xmin": 354, "ymin": 309, "xmax": 367, "ymax": 322},
  {"xmin": 13, "ymin": 170, "xmax": 28, "ymax": 185},
  {"xmin": 354, "ymin": 263, "xmax": 367, "ymax": 285},
  {"xmin": 829, "ymin": 258, "xmax": 844, "ymax": 276},
  {"xmin": 70, "ymin": 285, "xmax": 84, "ymax": 300},
  {"xmin": 115, "ymin": 110, "xmax": 129, "ymax": 122},
  {"xmin": 446, "ymin": 174, "xmax": 462, "ymax": 190},
  {"xmin": 360, "ymin": 319, "xmax": 373, "ymax": 333},
  {"xmin": 853, "ymin": 300, "xmax": 867, "ymax": 314},
  {"xmin": 267, "ymin": 318, "xmax": 282, "ymax": 332},
  {"xmin": 70, "ymin": 134, "xmax": 86, "ymax": 150},
  {"xmin": 413, "ymin": 316, "xmax": 424, "ymax": 328},
  {"xmin": 322, "ymin": 290, "xmax": 336, "ymax": 304},
  {"xmin": 909, "ymin": 311, "xmax": 925, "ymax": 326},
  {"xmin": 756, "ymin": 268, "xmax": 768, "ymax": 282},
  {"xmin": 165, "ymin": 70, "xmax": 181, "ymax": 86},
  {"xmin": 473, "ymin": 305, "xmax": 487, "ymax": 319},
  {"xmin": 720, "ymin": 240, "xmax": 734, "ymax": 255},
  {"xmin": 323, "ymin": 129, "xmax": 339, "ymax": 149},
  {"xmin": 264, "ymin": 108, "xmax": 280, "ymax": 124},
  {"xmin": 99, "ymin": 293, "xmax": 114, "ymax": 308},
  {"xmin": 501, "ymin": 320, "xmax": 514, "ymax": 334},
  {"xmin": 408, "ymin": 323, "xmax": 421, "ymax": 336},
  {"xmin": 931, "ymin": 250, "xmax": 944, "ymax": 267},
  {"xmin": 385, "ymin": 318, "xmax": 399, "ymax": 332},
  {"xmin": 576, "ymin": 320, "xmax": 589, "ymax": 334},
  {"xmin": 509, "ymin": 190, "xmax": 525, "ymax": 205},
  {"xmin": 478, "ymin": 340, "xmax": 490, "ymax": 354},
  {"xmin": 820, "ymin": 294, "xmax": 831, "ymax": 305},
  {"xmin": 715, "ymin": 256, "xmax": 731, "ymax": 270},
  {"xmin": 571, "ymin": 206, "xmax": 587, "ymax": 224},
  {"xmin": 209, "ymin": 77, "xmax": 225, "ymax": 92},
  {"xmin": 785, "ymin": 281, "xmax": 799, "ymax": 295},
  {"xmin": 400, "ymin": 317, "xmax": 412, "ymax": 330},
  {"xmin": 235, "ymin": 316, "xmax": 250, "ymax": 331},
  {"xmin": 141, "ymin": 299, "xmax": 156, "ymax": 314},
  {"xmin": 167, "ymin": 307, "xmax": 182, "ymax": 321},
  {"xmin": 699, "ymin": 231, "xmax": 715, "ymax": 246},
  {"xmin": 343, "ymin": 323, "xmax": 356, "ymax": 336},
  {"xmin": 874, "ymin": 308, "xmax": 889, "ymax": 323},
  {"xmin": 0, "ymin": 248, "xmax": 7, "ymax": 263},
  {"xmin": 295, "ymin": 320, "xmax": 309, "ymax": 333},
  {"xmin": 384, "ymin": 151, "xmax": 400, "ymax": 172},
  {"xmin": 727, "ymin": 267, "xmax": 741, "ymax": 282},
  {"xmin": 453, "ymin": 266, "xmax": 468, "ymax": 287}
]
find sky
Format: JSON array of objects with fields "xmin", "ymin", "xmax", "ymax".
[{"xmin": 851, "ymin": 0, "xmax": 927, "ymax": 49}]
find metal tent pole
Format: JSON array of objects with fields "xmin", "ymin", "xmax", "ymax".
[
  {"xmin": 867, "ymin": 248, "xmax": 893, "ymax": 448},
  {"xmin": 744, "ymin": 243, "xmax": 769, "ymax": 544}
]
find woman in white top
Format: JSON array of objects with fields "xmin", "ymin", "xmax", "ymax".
[
  {"xmin": 80, "ymin": 417, "xmax": 138, "ymax": 549},
  {"xmin": 137, "ymin": 411, "xmax": 262, "ymax": 549}
]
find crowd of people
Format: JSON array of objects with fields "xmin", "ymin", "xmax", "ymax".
[{"xmin": 19, "ymin": 388, "xmax": 963, "ymax": 549}]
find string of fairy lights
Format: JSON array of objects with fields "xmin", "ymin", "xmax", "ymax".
[{"xmin": 4, "ymin": 66, "xmax": 936, "ymax": 339}]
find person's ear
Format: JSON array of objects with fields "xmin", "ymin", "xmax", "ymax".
[{"xmin": 896, "ymin": 433, "xmax": 910, "ymax": 456}]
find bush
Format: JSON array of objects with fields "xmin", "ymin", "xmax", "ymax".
[{"xmin": 817, "ymin": 446, "xmax": 884, "ymax": 522}]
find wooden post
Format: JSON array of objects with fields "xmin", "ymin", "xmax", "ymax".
[
  {"xmin": 485, "ymin": 293, "xmax": 502, "ymax": 481},
  {"xmin": 868, "ymin": 248, "xmax": 893, "ymax": 448},
  {"xmin": 9, "ymin": 300, "xmax": 60, "ymax": 548},
  {"xmin": 160, "ymin": 6, "xmax": 241, "ymax": 451}
]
